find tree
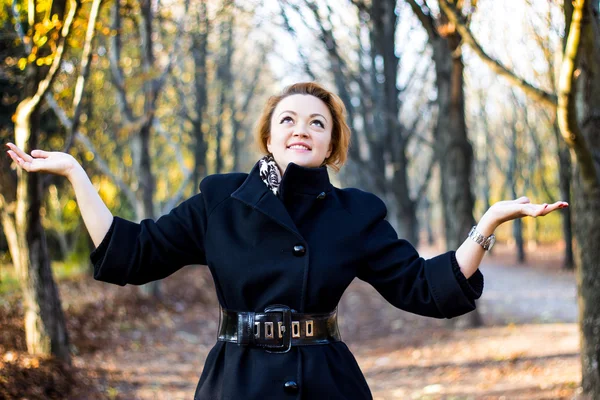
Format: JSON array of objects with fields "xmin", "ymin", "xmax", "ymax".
[
  {"xmin": 0, "ymin": 0, "xmax": 79, "ymax": 363},
  {"xmin": 440, "ymin": 0, "xmax": 600, "ymax": 394},
  {"xmin": 406, "ymin": 0, "xmax": 481, "ymax": 327}
]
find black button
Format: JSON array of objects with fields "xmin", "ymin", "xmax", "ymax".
[
  {"xmin": 316, "ymin": 191, "xmax": 326, "ymax": 200},
  {"xmin": 292, "ymin": 244, "xmax": 306, "ymax": 257},
  {"xmin": 283, "ymin": 380, "xmax": 299, "ymax": 393}
]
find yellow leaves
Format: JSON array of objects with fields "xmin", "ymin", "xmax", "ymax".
[
  {"xmin": 181, "ymin": 72, "xmax": 192, "ymax": 83},
  {"xmin": 18, "ymin": 58, "xmax": 27, "ymax": 70},
  {"xmin": 96, "ymin": 176, "xmax": 118, "ymax": 209},
  {"xmin": 35, "ymin": 55, "xmax": 54, "ymax": 66},
  {"xmin": 123, "ymin": 152, "xmax": 133, "ymax": 167},
  {"xmin": 65, "ymin": 199, "xmax": 77, "ymax": 213}
]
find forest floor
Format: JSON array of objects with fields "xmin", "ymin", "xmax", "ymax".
[{"xmin": 0, "ymin": 243, "xmax": 582, "ymax": 400}]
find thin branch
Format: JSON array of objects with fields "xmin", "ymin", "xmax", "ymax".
[
  {"xmin": 415, "ymin": 152, "xmax": 436, "ymax": 201},
  {"xmin": 406, "ymin": 0, "xmax": 437, "ymax": 39},
  {"xmin": 109, "ymin": 0, "xmax": 135, "ymax": 122},
  {"xmin": 438, "ymin": 0, "xmax": 558, "ymax": 108},
  {"xmin": 44, "ymin": 94, "xmax": 138, "ymax": 208},
  {"xmin": 278, "ymin": 1, "xmax": 316, "ymax": 80},
  {"xmin": 12, "ymin": 0, "xmax": 30, "ymax": 53},
  {"xmin": 64, "ymin": 0, "xmax": 103, "ymax": 153},
  {"xmin": 153, "ymin": 120, "xmax": 190, "ymax": 175}
]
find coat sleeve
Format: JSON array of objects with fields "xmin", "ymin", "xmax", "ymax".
[
  {"xmin": 356, "ymin": 197, "xmax": 483, "ymax": 319},
  {"xmin": 90, "ymin": 193, "xmax": 208, "ymax": 286}
]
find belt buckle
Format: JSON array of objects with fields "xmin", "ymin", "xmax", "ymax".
[{"xmin": 263, "ymin": 304, "xmax": 292, "ymax": 353}]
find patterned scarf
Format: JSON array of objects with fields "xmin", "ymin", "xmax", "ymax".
[{"xmin": 258, "ymin": 154, "xmax": 282, "ymax": 196}]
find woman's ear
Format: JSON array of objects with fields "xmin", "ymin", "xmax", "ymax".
[{"xmin": 266, "ymin": 136, "xmax": 272, "ymax": 154}]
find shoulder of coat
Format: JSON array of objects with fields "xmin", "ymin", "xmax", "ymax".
[
  {"xmin": 199, "ymin": 172, "xmax": 248, "ymax": 209},
  {"xmin": 334, "ymin": 187, "xmax": 387, "ymax": 220}
]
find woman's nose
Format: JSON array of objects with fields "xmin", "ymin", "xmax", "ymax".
[{"xmin": 293, "ymin": 124, "xmax": 309, "ymax": 137}]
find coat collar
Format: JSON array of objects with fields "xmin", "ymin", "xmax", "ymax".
[
  {"xmin": 231, "ymin": 161, "xmax": 333, "ymax": 237},
  {"xmin": 278, "ymin": 162, "xmax": 332, "ymax": 198}
]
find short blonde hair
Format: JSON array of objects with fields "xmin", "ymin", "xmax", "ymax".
[{"xmin": 255, "ymin": 82, "xmax": 351, "ymax": 172}]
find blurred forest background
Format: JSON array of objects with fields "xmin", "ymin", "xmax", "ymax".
[{"xmin": 0, "ymin": 0, "xmax": 599, "ymax": 398}]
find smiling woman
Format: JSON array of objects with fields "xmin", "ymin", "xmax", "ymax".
[{"xmin": 4, "ymin": 81, "xmax": 567, "ymax": 400}]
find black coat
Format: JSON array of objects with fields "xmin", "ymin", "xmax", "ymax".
[{"xmin": 91, "ymin": 161, "xmax": 483, "ymax": 399}]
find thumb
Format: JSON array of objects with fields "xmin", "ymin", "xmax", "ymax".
[
  {"xmin": 515, "ymin": 196, "xmax": 530, "ymax": 204},
  {"xmin": 31, "ymin": 149, "xmax": 50, "ymax": 158}
]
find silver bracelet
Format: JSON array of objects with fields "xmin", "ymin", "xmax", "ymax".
[{"xmin": 468, "ymin": 226, "xmax": 496, "ymax": 251}]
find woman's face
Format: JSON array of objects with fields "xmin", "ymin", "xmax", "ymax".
[{"xmin": 267, "ymin": 94, "xmax": 333, "ymax": 174}]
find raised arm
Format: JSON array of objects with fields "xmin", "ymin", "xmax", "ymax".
[{"xmin": 6, "ymin": 142, "xmax": 113, "ymax": 247}]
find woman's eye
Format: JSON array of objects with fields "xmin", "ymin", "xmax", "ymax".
[
  {"xmin": 280, "ymin": 116, "xmax": 293, "ymax": 124},
  {"xmin": 312, "ymin": 120, "xmax": 324, "ymax": 128}
]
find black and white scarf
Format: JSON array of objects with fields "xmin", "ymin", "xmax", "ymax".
[{"xmin": 258, "ymin": 154, "xmax": 282, "ymax": 196}]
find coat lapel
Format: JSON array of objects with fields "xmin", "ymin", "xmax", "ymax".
[{"xmin": 231, "ymin": 163, "xmax": 302, "ymax": 238}]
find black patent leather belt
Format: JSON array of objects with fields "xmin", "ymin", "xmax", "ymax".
[{"xmin": 217, "ymin": 304, "xmax": 341, "ymax": 353}]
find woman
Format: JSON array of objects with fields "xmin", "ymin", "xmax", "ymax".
[{"xmin": 6, "ymin": 82, "xmax": 567, "ymax": 399}]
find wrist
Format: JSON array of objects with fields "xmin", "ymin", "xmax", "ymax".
[
  {"xmin": 476, "ymin": 212, "xmax": 498, "ymax": 236},
  {"xmin": 66, "ymin": 161, "xmax": 86, "ymax": 183}
]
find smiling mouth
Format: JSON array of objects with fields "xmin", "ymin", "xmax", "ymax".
[{"xmin": 288, "ymin": 145, "xmax": 311, "ymax": 151}]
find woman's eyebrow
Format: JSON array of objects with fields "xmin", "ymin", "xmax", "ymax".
[{"xmin": 277, "ymin": 110, "xmax": 328, "ymax": 123}]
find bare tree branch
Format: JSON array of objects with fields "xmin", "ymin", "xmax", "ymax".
[
  {"xmin": 438, "ymin": 0, "xmax": 558, "ymax": 108},
  {"xmin": 278, "ymin": 1, "xmax": 316, "ymax": 80},
  {"xmin": 64, "ymin": 0, "xmax": 103, "ymax": 153},
  {"xmin": 44, "ymin": 94, "xmax": 138, "ymax": 208},
  {"xmin": 406, "ymin": 0, "xmax": 437, "ymax": 39},
  {"xmin": 415, "ymin": 152, "xmax": 436, "ymax": 200}
]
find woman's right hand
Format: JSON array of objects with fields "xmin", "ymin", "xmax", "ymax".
[{"xmin": 6, "ymin": 142, "xmax": 80, "ymax": 179}]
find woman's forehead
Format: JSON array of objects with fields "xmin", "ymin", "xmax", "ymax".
[{"xmin": 273, "ymin": 94, "xmax": 331, "ymax": 118}]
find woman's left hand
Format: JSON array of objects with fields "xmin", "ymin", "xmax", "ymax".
[{"xmin": 481, "ymin": 196, "xmax": 569, "ymax": 231}]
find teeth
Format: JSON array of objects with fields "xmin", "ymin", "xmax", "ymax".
[{"xmin": 289, "ymin": 145, "xmax": 310, "ymax": 150}]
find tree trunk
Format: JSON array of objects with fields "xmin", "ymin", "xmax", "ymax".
[
  {"xmin": 13, "ymin": 100, "xmax": 70, "ymax": 363},
  {"xmin": 365, "ymin": 0, "xmax": 420, "ymax": 245},
  {"xmin": 558, "ymin": 0, "xmax": 600, "ymax": 395},
  {"xmin": 136, "ymin": 121, "xmax": 159, "ymax": 297},
  {"xmin": 431, "ymin": 40, "xmax": 475, "ymax": 251},
  {"xmin": 553, "ymin": 122, "xmax": 575, "ymax": 269},
  {"xmin": 509, "ymin": 125, "xmax": 525, "ymax": 263},
  {"xmin": 190, "ymin": 0, "xmax": 209, "ymax": 188},
  {"xmin": 575, "ymin": 3, "xmax": 600, "ymax": 393},
  {"xmin": 429, "ymin": 9, "xmax": 480, "ymax": 328}
]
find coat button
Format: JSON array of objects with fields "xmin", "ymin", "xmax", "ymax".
[
  {"xmin": 292, "ymin": 244, "xmax": 306, "ymax": 257},
  {"xmin": 283, "ymin": 380, "xmax": 299, "ymax": 393},
  {"xmin": 316, "ymin": 191, "xmax": 326, "ymax": 200}
]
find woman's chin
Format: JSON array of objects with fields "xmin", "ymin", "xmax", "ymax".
[{"xmin": 289, "ymin": 159, "xmax": 320, "ymax": 169}]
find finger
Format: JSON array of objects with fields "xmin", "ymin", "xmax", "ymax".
[
  {"xmin": 515, "ymin": 196, "xmax": 530, "ymax": 204},
  {"xmin": 7, "ymin": 150, "xmax": 32, "ymax": 171},
  {"xmin": 6, "ymin": 143, "xmax": 33, "ymax": 163},
  {"xmin": 31, "ymin": 149, "xmax": 51, "ymax": 158},
  {"xmin": 541, "ymin": 202, "xmax": 568, "ymax": 215},
  {"xmin": 520, "ymin": 203, "xmax": 546, "ymax": 217}
]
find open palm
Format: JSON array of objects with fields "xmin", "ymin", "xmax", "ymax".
[
  {"xmin": 6, "ymin": 142, "xmax": 77, "ymax": 178},
  {"xmin": 488, "ymin": 196, "xmax": 568, "ymax": 225}
]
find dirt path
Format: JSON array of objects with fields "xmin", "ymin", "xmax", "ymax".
[{"xmin": 75, "ymin": 246, "xmax": 580, "ymax": 399}]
